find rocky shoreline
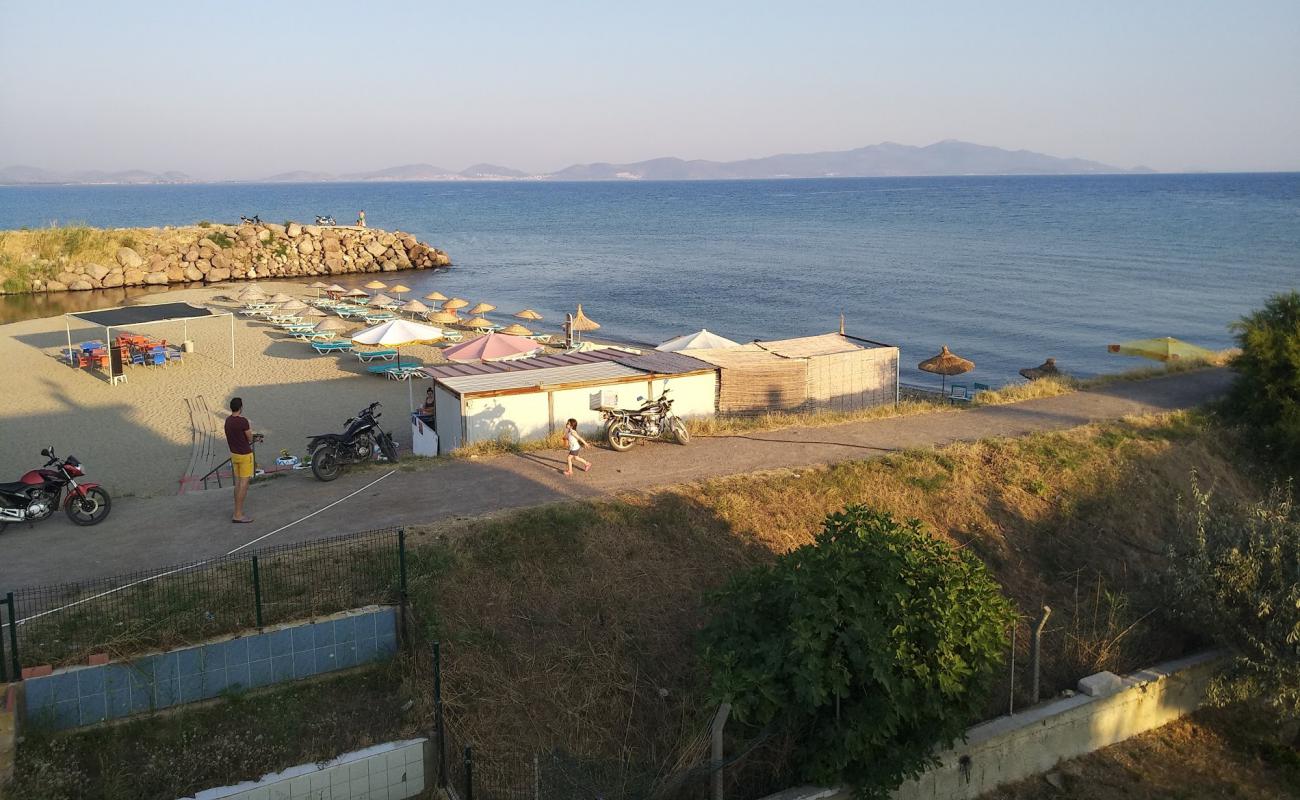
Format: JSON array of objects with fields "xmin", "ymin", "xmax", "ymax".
[{"xmin": 2, "ymin": 222, "xmax": 451, "ymax": 293}]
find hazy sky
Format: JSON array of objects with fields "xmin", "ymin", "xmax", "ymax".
[{"xmin": 2, "ymin": 1, "xmax": 1298, "ymax": 178}]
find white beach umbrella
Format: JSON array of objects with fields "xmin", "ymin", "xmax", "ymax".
[
  {"xmin": 351, "ymin": 319, "xmax": 445, "ymax": 408},
  {"xmin": 655, "ymin": 329, "xmax": 741, "ymax": 352}
]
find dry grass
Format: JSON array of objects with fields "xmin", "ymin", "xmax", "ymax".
[
  {"xmin": 985, "ymin": 705, "xmax": 1300, "ymax": 799},
  {"xmin": 685, "ymin": 397, "xmax": 951, "ymax": 436},
  {"xmin": 399, "ymin": 411, "xmax": 1267, "ymax": 794},
  {"xmin": 974, "ymin": 354, "xmax": 1236, "ymax": 406},
  {"xmin": 0, "ymin": 224, "xmax": 225, "ymax": 292}
]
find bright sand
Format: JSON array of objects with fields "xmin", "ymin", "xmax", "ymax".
[{"xmin": 0, "ymin": 283, "xmax": 536, "ymax": 497}]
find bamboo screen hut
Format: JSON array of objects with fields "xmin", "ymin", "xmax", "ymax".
[{"xmin": 687, "ymin": 333, "xmax": 899, "ymax": 415}]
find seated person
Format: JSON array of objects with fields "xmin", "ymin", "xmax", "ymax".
[{"xmin": 417, "ymin": 387, "xmax": 436, "ymax": 424}]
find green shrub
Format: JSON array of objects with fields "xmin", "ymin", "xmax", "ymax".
[
  {"xmin": 206, "ymin": 232, "xmax": 234, "ymax": 248},
  {"xmin": 1164, "ymin": 480, "xmax": 1300, "ymax": 734},
  {"xmin": 700, "ymin": 506, "xmax": 1014, "ymax": 799},
  {"xmin": 1226, "ymin": 291, "xmax": 1300, "ymax": 462},
  {"xmin": 197, "ymin": 220, "xmax": 213, "ymax": 228}
]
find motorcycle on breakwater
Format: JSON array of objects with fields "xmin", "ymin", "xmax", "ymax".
[
  {"xmin": 0, "ymin": 446, "xmax": 112, "ymax": 533},
  {"xmin": 306, "ymin": 402, "xmax": 399, "ymax": 481},
  {"xmin": 600, "ymin": 389, "xmax": 690, "ymax": 452}
]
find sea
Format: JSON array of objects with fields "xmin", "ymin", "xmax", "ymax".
[{"xmin": 2, "ymin": 173, "xmax": 1297, "ymax": 387}]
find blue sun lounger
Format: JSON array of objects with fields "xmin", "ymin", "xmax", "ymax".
[
  {"xmin": 367, "ymin": 363, "xmax": 424, "ymax": 379},
  {"xmin": 311, "ymin": 340, "xmax": 352, "ymax": 353},
  {"xmin": 355, "ymin": 349, "xmax": 398, "ymax": 362}
]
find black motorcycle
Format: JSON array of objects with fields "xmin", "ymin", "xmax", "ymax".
[
  {"xmin": 240, "ymin": 214, "xmax": 262, "ymax": 225},
  {"xmin": 315, "ymin": 215, "xmax": 337, "ymax": 226},
  {"xmin": 601, "ymin": 390, "xmax": 690, "ymax": 452},
  {"xmin": 307, "ymin": 402, "xmax": 398, "ymax": 481},
  {"xmin": 0, "ymin": 446, "xmax": 111, "ymax": 533}
]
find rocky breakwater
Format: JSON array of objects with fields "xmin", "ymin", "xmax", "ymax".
[{"xmin": 16, "ymin": 223, "xmax": 450, "ymax": 293}]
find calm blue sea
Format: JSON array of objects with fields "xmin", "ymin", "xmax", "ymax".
[{"xmin": 2, "ymin": 174, "xmax": 1297, "ymax": 386}]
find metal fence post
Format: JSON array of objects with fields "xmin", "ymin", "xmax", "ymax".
[
  {"xmin": 464, "ymin": 746, "xmax": 474, "ymax": 800},
  {"xmin": 0, "ymin": 603, "xmax": 8, "ymax": 683},
  {"xmin": 5, "ymin": 592, "xmax": 19, "ymax": 680},
  {"xmin": 251, "ymin": 555, "xmax": 264, "ymax": 630},
  {"xmin": 1031, "ymin": 605, "xmax": 1052, "ymax": 705},
  {"xmin": 1008, "ymin": 617, "xmax": 1017, "ymax": 715},
  {"xmin": 434, "ymin": 641, "xmax": 447, "ymax": 788},
  {"xmin": 397, "ymin": 528, "xmax": 408, "ymax": 646},
  {"xmin": 712, "ymin": 702, "xmax": 732, "ymax": 800}
]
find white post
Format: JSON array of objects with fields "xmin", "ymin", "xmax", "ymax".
[
  {"xmin": 229, "ymin": 313, "xmax": 235, "ymax": 367},
  {"xmin": 64, "ymin": 316, "xmax": 72, "ymax": 367}
]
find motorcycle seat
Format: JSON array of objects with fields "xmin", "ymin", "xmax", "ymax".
[{"xmin": 0, "ymin": 481, "xmax": 33, "ymax": 494}]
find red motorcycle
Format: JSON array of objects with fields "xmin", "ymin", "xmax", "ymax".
[{"xmin": 0, "ymin": 447, "xmax": 111, "ymax": 533}]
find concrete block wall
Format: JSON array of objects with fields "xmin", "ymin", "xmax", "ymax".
[
  {"xmin": 182, "ymin": 738, "xmax": 426, "ymax": 800},
  {"xmin": 759, "ymin": 651, "xmax": 1222, "ymax": 800},
  {"xmin": 22, "ymin": 605, "xmax": 398, "ymax": 731}
]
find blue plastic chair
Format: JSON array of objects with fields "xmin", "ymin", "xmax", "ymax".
[
  {"xmin": 149, "ymin": 347, "xmax": 167, "ymax": 366},
  {"xmin": 948, "ymin": 384, "xmax": 970, "ymax": 403}
]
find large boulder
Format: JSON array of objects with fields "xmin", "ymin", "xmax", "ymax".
[
  {"xmin": 364, "ymin": 240, "xmax": 387, "ymax": 258},
  {"xmin": 144, "ymin": 271, "xmax": 169, "ymax": 285},
  {"xmin": 211, "ymin": 252, "xmax": 230, "ymax": 271},
  {"xmin": 123, "ymin": 269, "xmax": 145, "ymax": 285},
  {"xmin": 69, "ymin": 279, "xmax": 93, "ymax": 291},
  {"xmin": 184, "ymin": 265, "xmax": 203, "ymax": 282},
  {"xmin": 297, "ymin": 238, "xmax": 314, "ymax": 254},
  {"xmin": 45, "ymin": 280, "xmax": 68, "ymax": 292},
  {"xmin": 286, "ymin": 222, "xmax": 302, "ymax": 238},
  {"xmin": 115, "ymin": 247, "xmax": 144, "ymax": 270},
  {"xmin": 166, "ymin": 265, "xmax": 185, "ymax": 282},
  {"xmin": 206, "ymin": 267, "xmax": 231, "ymax": 282},
  {"xmin": 263, "ymin": 223, "xmax": 287, "ymax": 237},
  {"xmin": 101, "ymin": 272, "xmax": 124, "ymax": 288},
  {"xmin": 183, "ymin": 248, "xmax": 199, "ymax": 263},
  {"xmin": 56, "ymin": 271, "xmax": 79, "ymax": 285},
  {"xmin": 85, "ymin": 263, "xmax": 111, "ymax": 282},
  {"xmin": 256, "ymin": 229, "xmax": 272, "ymax": 242}
]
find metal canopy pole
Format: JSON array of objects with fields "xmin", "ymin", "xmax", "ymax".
[
  {"xmin": 229, "ymin": 312, "xmax": 235, "ymax": 367},
  {"xmin": 64, "ymin": 316, "xmax": 72, "ymax": 368}
]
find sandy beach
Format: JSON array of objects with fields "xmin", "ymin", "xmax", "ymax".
[{"xmin": 0, "ymin": 283, "xmax": 559, "ymax": 498}]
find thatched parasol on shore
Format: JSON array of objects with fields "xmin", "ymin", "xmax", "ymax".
[
  {"xmin": 500, "ymin": 323, "xmax": 533, "ymax": 336},
  {"xmin": 278, "ymin": 299, "xmax": 308, "ymax": 312},
  {"xmin": 424, "ymin": 291, "xmax": 448, "ymax": 302},
  {"xmin": 918, "ymin": 345, "xmax": 974, "ymax": 393},
  {"xmin": 468, "ymin": 302, "xmax": 496, "ymax": 315},
  {"xmin": 571, "ymin": 304, "xmax": 599, "ymax": 331},
  {"xmin": 267, "ymin": 292, "xmax": 295, "ymax": 304},
  {"xmin": 308, "ymin": 281, "xmax": 330, "ymax": 297},
  {"xmin": 400, "ymin": 299, "xmax": 430, "ymax": 315},
  {"xmin": 364, "ymin": 280, "xmax": 388, "ymax": 290},
  {"xmin": 425, "ymin": 310, "xmax": 460, "ymax": 325},
  {"xmin": 368, "ymin": 293, "xmax": 396, "ymax": 307},
  {"xmin": 515, "ymin": 309, "xmax": 543, "ymax": 321},
  {"xmin": 443, "ymin": 298, "xmax": 470, "ymax": 311},
  {"xmin": 390, "ymin": 284, "xmax": 412, "ymax": 301},
  {"xmin": 325, "ymin": 283, "xmax": 347, "ymax": 296},
  {"xmin": 464, "ymin": 317, "xmax": 494, "ymax": 330},
  {"xmin": 343, "ymin": 288, "xmax": 369, "ymax": 298},
  {"xmin": 315, "ymin": 318, "xmax": 351, "ymax": 333},
  {"xmin": 1019, "ymin": 358, "xmax": 1061, "ymax": 381},
  {"xmin": 301, "ymin": 306, "xmax": 327, "ymax": 318}
]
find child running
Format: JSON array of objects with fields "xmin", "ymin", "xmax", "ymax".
[{"xmin": 563, "ymin": 418, "xmax": 592, "ymax": 476}]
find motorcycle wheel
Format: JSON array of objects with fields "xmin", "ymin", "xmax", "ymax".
[
  {"xmin": 66, "ymin": 487, "xmax": 112, "ymax": 526},
  {"xmin": 671, "ymin": 418, "xmax": 691, "ymax": 445},
  {"xmin": 311, "ymin": 446, "xmax": 343, "ymax": 482},
  {"xmin": 378, "ymin": 433, "xmax": 398, "ymax": 463},
  {"xmin": 606, "ymin": 421, "xmax": 635, "ymax": 452}
]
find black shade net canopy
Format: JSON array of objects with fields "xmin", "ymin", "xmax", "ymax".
[{"xmin": 64, "ymin": 302, "xmax": 235, "ymax": 383}]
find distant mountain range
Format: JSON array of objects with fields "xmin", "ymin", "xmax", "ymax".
[{"xmin": 0, "ymin": 140, "xmax": 1153, "ymax": 185}]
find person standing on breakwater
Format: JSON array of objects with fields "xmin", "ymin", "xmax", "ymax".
[
  {"xmin": 357, "ymin": 210, "xmax": 366, "ymax": 228},
  {"xmin": 225, "ymin": 397, "xmax": 257, "ymax": 524}
]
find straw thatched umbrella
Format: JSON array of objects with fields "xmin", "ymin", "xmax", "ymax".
[
  {"xmin": 499, "ymin": 323, "xmax": 533, "ymax": 336},
  {"xmin": 267, "ymin": 292, "xmax": 295, "ymax": 304},
  {"xmin": 368, "ymin": 293, "xmax": 396, "ymax": 307},
  {"xmin": 424, "ymin": 291, "xmax": 448, "ymax": 302},
  {"xmin": 568, "ymin": 303, "xmax": 600, "ymax": 343},
  {"xmin": 390, "ymin": 284, "xmax": 411, "ymax": 301},
  {"xmin": 1019, "ymin": 358, "xmax": 1061, "ymax": 381},
  {"xmin": 468, "ymin": 302, "xmax": 496, "ymax": 315},
  {"xmin": 400, "ymin": 299, "xmax": 430, "ymax": 316},
  {"xmin": 325, "ymin": 283, "xmax": 347, "ymax": 296},
  {"xmin": 464, "ymin": 317, "xmax": 494, "ymax": 330},
  {"xmin": 443, "ymin": 298, "xmax": 469, "ymax": 310},
  {"xmin": 343, "ymin": 288, "xmax": 369, "ymax": 298},
  {"xmin": 301, "ymin": 306, "xmax": 327, "ymax": 318},
  {"xmin": 918, "ymin": 345, "xmax": 974, "ymax": 393},
  {"xmin": 237, "ymin": 288, "xmax": 267, "ymax": 303},
  {"xmin": 314, "ymin": 318, "xmax": 351, "ymax": 333},
  {"xmin": 278, "ymin": 299, "xmax": 308, "ymax": 312},
  {"xmin": 308, "ymin": 281, "xmax": 330, "ymax": 297},
  {"xmin": 425, "ymin": 310, "xmax": 460, "ymax": 325},
  {"xmin": 364, "ymin": 280, "xmax": 388, "ymax": 290},
  {"xmin": 515, "ymin": 309, "xmax": 543, "ymax": 321}
]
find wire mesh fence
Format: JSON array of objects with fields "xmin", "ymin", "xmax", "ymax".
[{"xmin": 2, "ymin": 527, "xmax": 404, "ymax": 670}]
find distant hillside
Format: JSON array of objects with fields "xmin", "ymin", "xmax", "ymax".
[
  {"xmin": 0, "ymin": 165, "xmax": 193, "ymax": 185},
  {"xmin": 0, "ymin": 141, "xmax": 1154, "ymax": 185},
  {"xmin": 549, "ymin": 140, "xmax": 1151, "ymax": 180}
]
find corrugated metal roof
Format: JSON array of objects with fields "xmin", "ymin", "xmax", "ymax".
[
  {"xmin": 422, "ymin": 350, "xmax": 623, "ymax": 381},
  {"xmin": 436, "ymin": 361, "xmax": 644, "ymax": 395},
  {"xmin": 612, "ymin": 350, "xmax": 716, "ymax": 374}
]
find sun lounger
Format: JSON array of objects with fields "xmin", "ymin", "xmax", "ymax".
[
  {"xmin": 362, "ymin": 312, "xmax": 396, "ymax": 323},
  {"xmin": 311, "ymin": 340, "xmax": 353, "ymax": 353},
  {"xmin": 294, "ymin": 331, "xmax": 338, "ymax": 342},
  {"xmin": 266, "ymin": 314, "xmax": 303, "ymax": 325},
  {"xmin": 335, "ymin": 306, "xmax": 367, "ymax": 318},
  {"xmin": 367, "ymin": 363, "xmax": 424, "ymax": 379},
  {"xmin": 527, "ymin": 334, "xmax": 553, "ymax": 344},
  {"xmin": 355, "ymin": 349, "xmax": 398, "ymax": 362}
]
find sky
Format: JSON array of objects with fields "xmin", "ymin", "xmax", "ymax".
[{"xmin": 1, "ymin": 1, "xmax": 1298, "ymax": 178}]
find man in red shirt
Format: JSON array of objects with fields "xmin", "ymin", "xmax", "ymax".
[{"xmin": 225, "ymin": 397, "xmax": 256, "ymax": 523}]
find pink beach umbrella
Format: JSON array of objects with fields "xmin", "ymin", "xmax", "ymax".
[{"xmin": 441, "ymin": 332, "xmax": 542, "ymax": 363}]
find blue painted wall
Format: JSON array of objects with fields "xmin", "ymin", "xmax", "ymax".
[{"xmin": 23, "ymin": 606, "xmax": 398, "ymax": 730}]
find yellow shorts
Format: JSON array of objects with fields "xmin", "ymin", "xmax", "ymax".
[{"xmin": 230, "ymin": 452, "xmax": 254, "ymax": 479}]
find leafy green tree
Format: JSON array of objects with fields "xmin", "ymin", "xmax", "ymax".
[
  {"xmin": 1226, "ymin": 290, "xmax": 1300, "ymax": 462},
  {"xmin": 1164, "ymin": 480, "xmax": 1300, "ymax": 740},
  {"xmin": 700, "ymin": 506, "xmax": 1014, "ymax": 799}
]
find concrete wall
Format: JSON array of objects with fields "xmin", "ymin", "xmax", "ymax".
[
  {"xmin": 22, "ymin": 606, "xmax": 398, "ymax": 732},
  {"xmin": 182, "ymin": 738, "xmax": 426, "ymax": 800},
  {"xmin": 650, "ymin": 372, "xmax": 718, "ymax": 419},
  {"xmin": 434, "ymin": 386, "xmax": 462, "ymax": 453},
  {"xmin": 464, "ymin": 392, "xmax": 551, "ymax": 444},
  {"xmin": 759, "ymin": 652, "xmax": 1221, "ymax": 800}
]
